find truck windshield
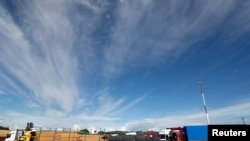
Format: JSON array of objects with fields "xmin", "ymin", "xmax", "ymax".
[{"xmin": 6, "ymin": 133, "xmax": 11, "ymax": 138}]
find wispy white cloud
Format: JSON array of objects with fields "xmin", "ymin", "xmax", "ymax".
[
  {"xmin": 0, "ymin": 0, "xmax": 89, "ymax": 113},
  {"xmin": 112, "ymin": 95, "xmax": 146, "ymax": 115},
  {"xmin": 1, "ymin": 0, "xmax": 248, "ymax": 111},
  {"xmin": 122, "ymin": 101, "xmax": 250, "ymax": 131},
  {"xmin": 0, "ymin": 89, "xmax": 5, "ymax": 95},
  {"xmin": 3, "ymin": 109, "xmax": 120, "ymax": 130},
  {"xmin": 91, "ymin": 92, "xmax": 121, "ymax": 114},
  {"xmin": 101, "ymin": 0, "xmax": 250, "ymax": 78},
  {"xmin": 1, "ymin": 0, "xmax": 250, "ymax": 131},
  {"xmin": 3, "ymin": 101, "xmax": 249, "ymax": 131},
  {"xmin": 0, "ymin": 0, "xmax": 147, "ymax": 123},
  {"xmin": 88, "ymin": 87, "xmax": 145, "ymax": 116},
  {"xmin": 76, "ymin": 0, "xmax": 103, "ymax": 13}
]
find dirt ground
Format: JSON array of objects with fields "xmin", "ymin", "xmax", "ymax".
[
  {"xmin": 35, "ymin": 131, "xmax": 105, "ymax": 141},
  {"xmin": 0, "ymin": 130, "xmax": 9, "ymax": 141}
]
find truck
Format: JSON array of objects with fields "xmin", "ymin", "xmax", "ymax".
[
  {"xmin": 159, "ymin": 128, "xmax": 171, "ymax": 141},
  {"xmin": 142, "ymin": 131, "xmax": 160, "ymax": 138},
  {"xmin": 169, "ymin": 125, "xmax": 207, "ymax": 141},
  {"xmin": 4, "ymin": 129, "xmax": 36, "ymax": 141}
]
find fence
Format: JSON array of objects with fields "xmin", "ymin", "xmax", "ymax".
[
  {"xmin": 0, "ymin": 130, "xmax": 9, "ymax": 141},
  {"xmin": 0, "ymin": 129, "xmax": 161, "ymax": 141},
  {"xmin": 107, "ymin": 135, "xmax": 160, "ymax": 141},
  {"xmin": 33, "ymin": 128, "xmax": 106, "ymax": 141}
]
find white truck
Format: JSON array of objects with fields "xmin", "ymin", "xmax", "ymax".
[
  {"xmin": 4, "ymin": 129, "xmax": 36, "ymax": 141},
  {"xmin": 159, "ymin": 128, "xmax": 171, "ymax": 141},
  {"xmin": 125, "ymin": 132, "xmax": 137, "ymax": 135},
  {"xmin": 5, "ymin": 129, "xmax": 25, "ymax": 141}
]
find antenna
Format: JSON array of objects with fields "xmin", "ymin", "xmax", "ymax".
[{"xmin": 198, "ymin": 81, "xmax": 210, "ymax": 124}]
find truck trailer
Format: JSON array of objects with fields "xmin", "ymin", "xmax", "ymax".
[{"xmin": 170, "ymin": 125, "xmax": 207, "ymax": 141}]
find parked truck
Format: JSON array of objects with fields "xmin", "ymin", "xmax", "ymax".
[
  {"xmin": 4, "ymin": 129, "xmax": 36, "ymax": 141},
  {"xmin": 159, "ymin": 128, "xmax": 171, "ymax": 141},
  {"xmin": 169, "ymin": 125, "xmax": 207, "ymax": 141}
]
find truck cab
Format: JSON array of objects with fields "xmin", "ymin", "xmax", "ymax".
[
  {"xmin": 169, "ymin": 125, "xmax": 208, "ymax": 141},
  {"xmin": 5, "ymin": 129, "xmax": 25, "ymax": 141},
  {"xmin": 169, "ymin": 127, "xmax": 185, "ymax": 141},
  {"xmin": 159, "ymin": 128, "xmax": 171, "ymax": 141}
]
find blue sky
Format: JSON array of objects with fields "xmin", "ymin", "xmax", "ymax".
[{"xmin": 0, "ymin": 0, "xmax": 250, "ymax": 131}]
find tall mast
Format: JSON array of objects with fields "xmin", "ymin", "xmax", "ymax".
[{"xmin": 198, "ymin": 81, "xmax": 210, "ymax": 124}]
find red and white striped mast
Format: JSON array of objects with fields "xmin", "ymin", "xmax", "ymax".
[{"xmin": 198, "ymin": 81, "xmax": 210, "ymax": 124}]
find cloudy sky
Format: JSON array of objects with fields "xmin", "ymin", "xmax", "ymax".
[{"xmin": 0, "ymin": 0, "xmax": 250, "ymax": 131}]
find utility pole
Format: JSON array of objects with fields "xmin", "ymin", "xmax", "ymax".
[
  {"xmin": 241, "ymin": 116, "xmax": 246, "ymax": 125},
  {"xmin": 198, "ymin": 81, "xmax": 211, "ymax": 124}
]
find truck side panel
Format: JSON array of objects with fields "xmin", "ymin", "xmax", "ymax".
[{"xmin": 184, "ymin": 125, "xmax": 207, "ymax": 141}]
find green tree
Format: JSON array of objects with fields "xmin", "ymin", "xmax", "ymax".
[
  {"xmin": 0, "ymin": 125, "xmax": 9, "ymax": 130},
  {"xmin": 79, "ymin": 128, "xmax": 90, "ymax": 135},
  {"xmin": 98, "ymin": 131, "xmax": 105, "ymax": 135}
]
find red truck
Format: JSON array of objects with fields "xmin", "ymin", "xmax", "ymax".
[{"xmin": 169, "ymin": 125, "xmax": 208, "ymax": 141}]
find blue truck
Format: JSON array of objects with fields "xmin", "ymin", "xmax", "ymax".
[{"xmin": 170, "ymin": 125, "xmax": 207, "ymax": 141}]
